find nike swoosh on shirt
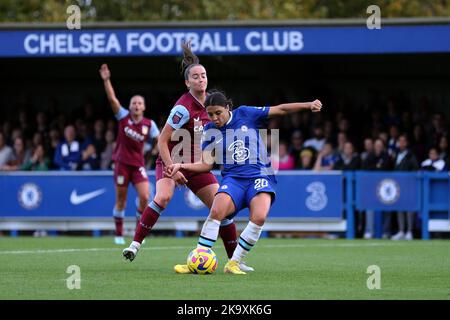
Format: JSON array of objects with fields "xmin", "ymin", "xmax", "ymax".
[{"xmin": 70, "ymin": 189, "xmax": 106, "ymax": 205}]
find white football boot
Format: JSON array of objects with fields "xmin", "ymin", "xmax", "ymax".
[{"xmin": 122, "ymin": 241, "xmax": 141, "ymax": 262}]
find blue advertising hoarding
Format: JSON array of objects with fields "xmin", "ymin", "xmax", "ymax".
[
  {"xmin": 0, "ymin": 171, "xmax": 343, "ymax": 220},
  {"xmin": 0, "ymin": 25, "xmax": 449, "ymax": 57},
  {"xmin": 354, "ymin": 171, "xmax": 421, "ymax": 211}
]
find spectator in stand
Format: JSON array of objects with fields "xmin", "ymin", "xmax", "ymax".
[
  {"xmin": 427, "ymin": 112, "xmax": 447, "ymax": 147},
  {"xmin": 360, "ymin": 137, "xmax": 374, "ymax": 163},
  {"xmin": 0, "ymin": 132, "xmax": 13, "ymax": 168},
  {"xmin": 304, "ymin": 124, "xmax": 326, "ymax": 152},
  {"xmin": 100, "ymin": 129, "xmax": 116, "ymax": 170},
  {"xmin": 35, "ymin": 111, "xmax": 48, "ymax": 136},
  {"xmin": 438, "ymin": 135, "xmax": 450, "ymax": 169},
  {"xmin": 289, "ymin": 130, "xmax": 304, "ymax": 167},
  {"xmin": 336, "ymin": 131, "xmax": 348, "ymax": 155},
  {"xmin": 421, "ymin": 147, "xmax": 447, "ymax": 172},
  {"xmin": 410, "ymin": 123, "xmax": 427, "ymax": 164},
  {"xmin": 378, "ymin": 131, "xmax": 389, "ymax": 147},
  {"xmin": 78, "ymin": 123, "xmax": 100, "ymax": 170},
  {"xmin": 361, "ymin": 138, "xmax": 392, "ymax": 239},
  {"xmin": 313, "ymin": 142, "xmax": 339, "ymax": 171},
  {"xmin": 92, "ymin": 119, "xmax": 107, "ymax": 157},
  {"xmin": 54, "ymin": 125, "xmax": 82, "ymax": 171},
  {"xmin": 298, "ymin": 147, "xmax": 316, "ymax": 170},
  {"xmin": 1, "ymin": 137, "xmax": 32, "ymax": 171},
  {"xmin": 333, "ymin": 141, "xmax": 360, "ymax": 170},
  {"xmin": 21, "ymin": 144, "xmax": 50, "ymax": 171},
  {"xmin": 323, "ymin": 119, "xmax": 335, "ymax": 143},
  {"xmin": 387, "ymin": 124, "xmax": 400, "ymax": 157},
  {"xmin": 391, "ymin": 134, "xmax": 419, "ymax": 241},
  {"xmin": 47, "ymin": 127, "xmax": 61, "ymax": 169},
  {"xmin": 272, "ymin": 140, "xmax": 295, "ymax": 170}
]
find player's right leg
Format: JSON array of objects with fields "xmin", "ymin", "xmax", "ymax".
[{"xmin": 122, "ymin": 177, "xmax": 175, "ymax": 261}]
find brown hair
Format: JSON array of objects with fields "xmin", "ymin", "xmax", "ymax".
[{"xmin": 181, "ymin": 41, "xmax": 202, "ymax": 80}]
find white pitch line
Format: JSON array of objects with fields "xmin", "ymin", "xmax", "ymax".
[{"xmin": 0, "ymin": 242, "xmax": 398, "ymax": 255}]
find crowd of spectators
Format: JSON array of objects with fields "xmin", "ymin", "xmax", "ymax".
[{"xmin": 2, "ymin": 95, "xmax": 448, "ymax": 174}]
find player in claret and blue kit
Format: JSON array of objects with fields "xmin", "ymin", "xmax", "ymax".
[
  {"xmin": 167, "ymin": 91, "xmax": 322, "ymax": 274},
  {"xmin": 99, "ymin": 64, "xmax": 160, "ymax": 245}
]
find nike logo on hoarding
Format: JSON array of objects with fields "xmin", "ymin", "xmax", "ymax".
[{"xmin": 70, "ymin": 189, "xmax": 106, "ymax": 205}]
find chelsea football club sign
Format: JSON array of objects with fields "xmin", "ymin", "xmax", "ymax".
[
  {"xmin": 355, "ymin": 172, "xmax": 421, "ymax": 211},
  {"xmin": 1, "ymin": 25, "xmax": 450, "ymax": 57}
]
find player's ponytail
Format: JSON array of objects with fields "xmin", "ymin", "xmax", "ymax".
[
  {"xmin": 181, "ymin": 41, "xmax": 201, "ymax": 80},
  {"xmin": 205, "ymin": 90, "xmax": 233, "ymax": 110}
]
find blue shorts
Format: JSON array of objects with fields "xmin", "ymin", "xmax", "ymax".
[{"xmin": 217, "ymin": 175, "xmax": 277, "ymax": 219}]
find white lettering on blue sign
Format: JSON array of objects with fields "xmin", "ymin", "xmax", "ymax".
[{"xmin": 23, "ymin": 30, "xmax": 304, "ymax": 55}]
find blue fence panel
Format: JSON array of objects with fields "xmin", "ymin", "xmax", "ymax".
[{"xmin": 354, "ymin": 171, "xmax": 421, "ymax": 211}]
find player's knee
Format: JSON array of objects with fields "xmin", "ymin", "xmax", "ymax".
[
  {"xmin": 250, "ymin": 215, "xmax": 266, "ymax": 226},
  {"xmin": 154, "ymin": 193, "xmax": 172, "ymax": 208},
  {"xmin": 210, "ymin": 206, "xmax": 226, "ymax": 220}
]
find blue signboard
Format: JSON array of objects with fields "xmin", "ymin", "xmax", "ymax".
[
  {"xmin": 0, "ymin": 171, "xmax": 343, "ymax": 219},
  {"xmin": 0, "ymin": 25, "xmax": 449, "ymax": 57},
  {"xmin": 354, "ymin": 171, "xmax": 421, "ymax": 211}
]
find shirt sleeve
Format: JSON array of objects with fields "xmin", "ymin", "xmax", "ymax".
[
  {"xmin": 115, "ymin": 106, "xmax": 129, "ymax": 121},
  {"xmin": 149, "ymin": 120, "xmax": 160, "ymax": 139},
  {"xmin": 166, "ymin": 105, "xmax": 190, "ymax": 130},
  {"xmin": 239, "ymin": 106, "xmax": 270, "ymax": 127}
]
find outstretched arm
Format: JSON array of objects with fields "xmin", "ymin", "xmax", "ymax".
[
  {"xmin": 99, "ymin": 64, "xmax": 121, "ymax": 115},
  {"xmin": 166, "ymin": 150, "xmax": 214, "ymax": 176},
  {"xmin": 268, "ymin": 99, "xmax": 322, "ymax": 118}
]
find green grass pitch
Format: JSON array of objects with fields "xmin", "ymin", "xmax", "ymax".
[{"xmin": 0, "ymin": 236, "xmax": 449, "ymax": 300}]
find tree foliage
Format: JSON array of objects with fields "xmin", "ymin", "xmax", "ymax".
[{"xmin": 1, "ymin": 0, "xmax": 449, "ymax": 23}]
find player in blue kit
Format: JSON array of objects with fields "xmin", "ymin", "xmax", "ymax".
[{"xmin": 166, "ymin": 91, "xmax": 322, "ymax": 274}]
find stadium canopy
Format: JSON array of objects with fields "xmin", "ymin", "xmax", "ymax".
[{"xmin": 1, "ymin": 18, "xmax": 450, "ymax": 57}]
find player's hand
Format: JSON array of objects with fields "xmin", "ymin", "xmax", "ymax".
[
  {"xmin": 172, "ymin": 171, "xmax": 188, "ymax": 186},
  {"xmin": 165, "ymin": 163, "xmax": 181, "ymax": 178},
  {"xmin": 310, "ymin": 99, "xmax": 322, "ymax": 112},
  {"xmin": 99, "ymin": 64, "xmax": 111, "ymax": 81}
]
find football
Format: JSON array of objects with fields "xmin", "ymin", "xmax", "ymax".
[{"xmin": 187, "ymin": 247, "xmax": 218, "ymax": 274}]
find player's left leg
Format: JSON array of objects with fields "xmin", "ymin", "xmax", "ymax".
[
  {"xmin": 113, "ymin": 185, "xmax": 128, "ymax": 245},
  {"xmin": 225, "ymin": 192, "xmax": 272, "ymax": 274},
  {"xmin": 134, "ymin": 181, "xmax": 150, "ymax": 230}
]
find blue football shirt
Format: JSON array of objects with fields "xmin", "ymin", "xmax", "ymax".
[{"xmin": 201, "ymin": 106, "xmax": 274, "ymax": 178}]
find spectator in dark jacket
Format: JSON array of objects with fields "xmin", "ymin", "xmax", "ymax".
[
  {"xmin": 391, "ymin": 134, "xmax": 419, "ymax": 241},
  {"xmin": 333, "ymin": 141, "xmax": 360, "ymax": 170},
  {"xmin": 361, "ymin": 139, "xmax": 392, "ymax": 239}
]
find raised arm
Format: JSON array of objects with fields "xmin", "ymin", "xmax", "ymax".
[
  {"xmin": 268, "ymin": 99, "xmax": 322, "ymax": 118},
  {"xmin": 99, "ymin": 64, "xmax": 121, "ymax": 115}
]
